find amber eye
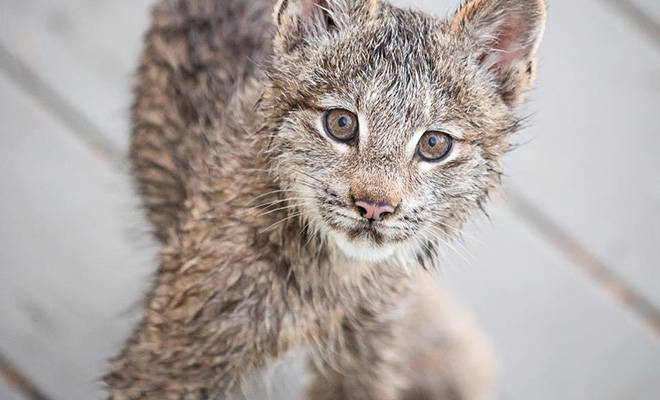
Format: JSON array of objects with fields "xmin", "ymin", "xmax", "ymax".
[
  {"xmin": 323, "ymin": 109, "xmax": 358, "ymax": 142},
  {"xmin": 417, "ymin": 131, "xmax": 453, "ymax": 162}
]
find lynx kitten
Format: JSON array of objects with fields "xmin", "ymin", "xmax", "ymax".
[{"xmin": 105, "ymin": 0, "xmax": 546, "ymax": 399}]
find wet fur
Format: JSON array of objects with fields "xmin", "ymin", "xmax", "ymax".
[{"xmin": 105, "ymin": 0, "xmax": 545, "ymax": 399}]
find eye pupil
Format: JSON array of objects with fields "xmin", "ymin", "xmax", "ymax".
[
  {"xmin": 323, "ymin": 109, "xmax": 358, "ymax": 143},
  {"xmin": 417, "ymin": 131, "xmax": 453, "ymax": 162}
]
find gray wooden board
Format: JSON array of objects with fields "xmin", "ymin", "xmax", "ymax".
[
  {"xmin": 445, "ymin": 203, "xmax": 660, "ymax": 400},
  {"xmin": 0, "ymin": 0, "xmax": 154, "ymax": 152},
  {"xmin": 503, "ymin": 0, "xmax": 660, "ymax": 308},
  {"xmin": 629, "ymin": 0, "xmax": 660, "ymax": 24},
  {"xmin": 0, "ymin": 74, "xmax": 158, "ymax": 400},
  {"xmin": 0, "ymin": 381, "xmax": 27, "ymax": 400}
]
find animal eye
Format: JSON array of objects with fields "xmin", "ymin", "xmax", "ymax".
[
  {"xmin": 323, "ymin": 109, "xmax": 358, "ymax": 142},
  {"xmin": 417, "ymin": 131, "xmax": 453, "ymax": 162}
]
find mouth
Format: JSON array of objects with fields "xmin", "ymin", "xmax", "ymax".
[
  {"xmin": 321, "ymin": 212, "xmax": 405, "ymax": 262},
  {"xmin": 345, "ymin": 223, "xmax": 387, "ymax": 245},
  {"xmin": 312, "ymin": 199, "xmax": 411, "ymax": 261},
  {"xmin": 320, "ymin": 208, "xmax": 388, "ymax": 242},
  {"xmin": 329, "ymin": 228, "xmax": 398, "ymax": 262}
]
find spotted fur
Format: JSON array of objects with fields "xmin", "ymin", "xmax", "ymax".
[{"xmin": 105, "ymin": 0, "xmax": 546, "ymax": 399}]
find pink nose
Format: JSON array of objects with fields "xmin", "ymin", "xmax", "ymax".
[{"xmin": 354, "ymin": 200, "xmax": 396, "ymax": 222}]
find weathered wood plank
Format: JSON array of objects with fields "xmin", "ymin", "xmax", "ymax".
[
  {"xmin": 0, "ymin": 0, "xmax": 153, "ymax": 152},
  {"xmin": 628, "ymin": 0, "xmax": 660, "ymax": 24},
  {"xmin": 0, "ymin": 73, "xmax": 157, "ymax": 400},
  {"xmin": 502, "ymin": 0, "xmax": 660, "ymax": 309},
  {"xmin": 445, "ymin": 203, "xmax": 660, "ymax": 400},
  {"xmin": 0, "ymin": 382, "xmax": 27, "ymax": 400},
  {"xmin": 597, "ymin": 0, "xmax": 660, "ymax": 50}
]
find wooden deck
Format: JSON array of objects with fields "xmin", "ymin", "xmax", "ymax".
[{"xmin": 0, "ymin": 0, "xmax": 658, "ymax": 399}]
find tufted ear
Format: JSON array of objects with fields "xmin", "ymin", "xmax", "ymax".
[
  {"xmin": 451, "ymin": 0, "xmax": 547, "ymax": 107},
  {"xmin": 273, "ymin": 0, "xmax": 381, "ymax": 53}
]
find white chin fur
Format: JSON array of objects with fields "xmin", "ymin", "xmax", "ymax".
[{"xmin": 330, "ymin": 231, "xmax": 398, "ymax": 263}]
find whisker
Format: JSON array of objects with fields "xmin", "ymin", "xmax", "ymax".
[
  {"xmin": 423, "ymin": 227, "xmax": 474, "ymax": 265},
  {"xmin": 430, "ymin": 216, "xmax": 486, "ymax": 246},
  {"xmin": 305, "ymin": 219, "xmax": 325, "ymax": 248},
  {"xmin": 244, "ymin": 196, "xmax": 316, "ymax": 212},
  {"xmin": 255, "ymin": 203, "xmax": 304, "ymax": 218},
  {"xmin": 244, "ymin": 188, "xmax": 302, "ymax": 206},
  {"xmin": 259, "ymin": 210, "xmax": 315, "ymax": 234},
  {"xmin": 290, "ymin": 168, "xmax": 328, "ymax": 186}
]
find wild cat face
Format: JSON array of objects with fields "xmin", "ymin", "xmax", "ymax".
[{"xmin": 263, "ymin": 0, "xmax": 546, "ymax": 263}]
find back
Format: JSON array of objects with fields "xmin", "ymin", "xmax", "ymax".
[{"xmin": 130, "ymin": 0, "xmax": 274, "ymax": 239}]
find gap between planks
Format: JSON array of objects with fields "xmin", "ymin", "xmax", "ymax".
[
  {"xmin": 0, "ymin": 43, "xmax": 125, "ymax": 167},
  {"xmin": 508, "ymin": 187, "xmax": 660, "ymax": 338},
  {"xmin": 597, "ymin": 0, "xmax": 660, "ymax": 49},
  {"xmin": 0, "ymin": 355, "xmax": 53, "ymax": 400}
]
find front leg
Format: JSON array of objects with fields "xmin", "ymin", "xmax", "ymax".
[
  {"xmin": 396, "ymin": 277, "xmax": 494, "ymax": 400},
  {"xmin": 307, "ymin": 275, "xmax": 494, "ymax": 400},
  {"xmin": 105, "ymin": 229, "xmax": 282, "ymax": 399},
  {"xmin": 306, "ymin": 281, "xmax": 411, "ymax": 400},
  {"xmin": 306, "ymin": 324, "xmax": 406, "ymax": 400}
]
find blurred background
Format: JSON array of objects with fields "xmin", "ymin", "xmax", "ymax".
[{"xmin": 0, "ymin": 0, "xmax": 658, "ymax": 399}]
